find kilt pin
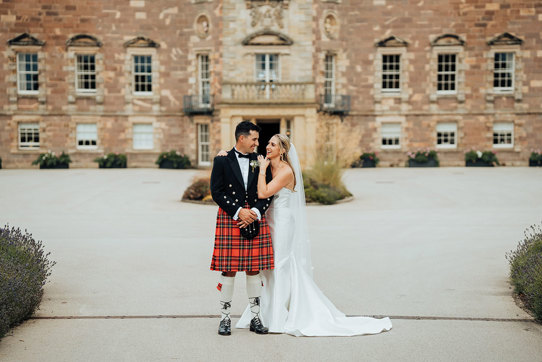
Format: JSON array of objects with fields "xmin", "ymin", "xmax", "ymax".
[{"xmin": 210, "ymin": 148, "xmax": 275, "ymax": 272}]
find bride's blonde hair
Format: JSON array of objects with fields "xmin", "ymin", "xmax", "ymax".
[{"xmin": 272, "ymin": 134, "xmax": 296, "ymax": 189}]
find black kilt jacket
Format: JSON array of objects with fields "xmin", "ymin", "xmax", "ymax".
[
  {"xmin": 210, "ymin": 148, "xmax": 275, "ymax": 271},
  {"xmin": 210, "ymin": 148, "xmax": 274, "ymax": 218}
]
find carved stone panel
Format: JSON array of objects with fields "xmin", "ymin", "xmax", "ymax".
[{"xmin": 248, "ymin": 2, "xmax": 285, "ymax": 29}]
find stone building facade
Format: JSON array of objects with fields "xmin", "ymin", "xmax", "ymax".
[{"xmin": 1, "ymin": 0, "xmax": 541, "ymax": 168}]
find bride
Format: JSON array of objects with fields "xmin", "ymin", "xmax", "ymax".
[{"xmin": 220, "ymin": 134, "xmax": 392, "ymax": 336}]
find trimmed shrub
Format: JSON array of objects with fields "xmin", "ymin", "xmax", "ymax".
[
  {"xmin": 156, "ymin": 151, "xmax": 191, "ymax": 169},
  {"xmin": 351, "ymin": 152, "xmax": 379, "ymax": 168},
  {"xmin": 407, "ymin": 149, "xmax": 439, "ymax": 165},
  {"xmin": 506, "ymin": 223, "xmax": 542, "ymax": 321},
  {"xmin": 0, "ymin": 225, "xmax": 56, "ymax": 338},
  {"xmin": 529, "ymin": 151, "xmax": 542, "ymax": 166},
  {"xmin": 182, "ymin": 177, "xmax": 212, "ymax": 202},
  {"xmin": 465, "ymin": 150, "xmax": 499, "ymax": 166},
  {"xmin": 94, "ymin": 153, "xmax": 127, "ymax": 168},
  {"xmin": 32, "ymin": 151, "xmax": 71, "ymax": 169}
]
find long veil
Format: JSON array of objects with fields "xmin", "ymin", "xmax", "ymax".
[{"xmin": 288, "ymin": 143, "xmax": 313, "ymax": 278}]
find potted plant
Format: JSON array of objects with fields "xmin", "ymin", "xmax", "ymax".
[
  {"xmin": 407, "ymin": 150, "xmax": 439, "ymax": 167},
  {"xmin": 156, "ymin": 150, "xmax": 191, "ymax": 169},
  {"xmin": 465, "ymin": 150, "xmax": 499, "ymax": 167},
  {"xmin": 529, "ymin": 150, "xmax": 542, "ymax": 167},
  {"xmin": 32, "ymin": 151, "xmax": 71, "ymax": 169},
  {"xmin": 94, "ymin": 153, "xmax": 127, "ymax": 168},
  {"xmin": 351, "ymin": 152, "xmax": 379, "ymax": 168}
]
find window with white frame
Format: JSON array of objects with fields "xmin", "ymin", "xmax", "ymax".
[
  {"xmin": 18, "ymin": 123, "xmax": 40, "ymax": 149},
  {"xmin": 437, "ymin": 54, "xmax": 457, "ymax": 94},
  {"xmin": 76, "ymin": 124, "xmax": 98, "ymax": 149},
  {"xmin": 198, "ymin": 54, "xmax": 211, "ymax": 105},
  {"xmin": 133, "ymin": 124, "xmax": 154, "ymax": 150},
  {"xmin": 381, "ymin": 123, "xmax": 401, "ymax": 148},
  {"xmin": 198, "ymin": 123, "xmax": 210, "ymax": 166},
  {"xmin": 494, "ymin": 52, "xmax": 514, "ymax": 92},
  {"xmin": 133, "ymin": 55, "xmax": 153, "ymax": 95},
  {"xmin": 256, "ymin": 54, "xmax": 279, "ymax": 83},
  {"xmin": 17, "ymin": 53, "xmax": 39, "ymax": 94},
  {"xmin": 436, "ymin": 122, "xmax": 457, "ymax": 148},
  {"xmin": 76, "ymin": 54, "xmax": 97, "ymax": 93},
  {"xmin": 324, "ymin": 54, "xmax": 335, "ymax": 105},
  {"xmin": 493, "ymin": 122, "xmax": 513, "ymax": 147},
  {"xmin": 382, "ymin": 54, "xmax": 400, "ymax": 92}
]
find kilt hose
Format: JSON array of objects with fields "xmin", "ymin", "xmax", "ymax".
[{"xmin": 210, "ymin": 205, "xmax": 274, "ymax": 272}]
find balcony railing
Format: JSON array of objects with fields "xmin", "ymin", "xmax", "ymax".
[
  {"xmin": 320, "ymin": 94, "xmax": 351, "ymax": 115},
  {"xmin": 222, "ymin": 82, "xmax": 315, "ymax": 104},
  {"xmin": 183, "ymin": 95, "xmax": 214, "ymax": 115}
]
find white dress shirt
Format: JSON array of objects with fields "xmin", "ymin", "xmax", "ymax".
[{"xmin": 232, "ymin": 147, "xmax": 261, "ymax": 221}]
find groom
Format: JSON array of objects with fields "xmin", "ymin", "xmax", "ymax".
[{"xmin": 210, "ymin": 121, "xmax": 274, "ymax": 336}]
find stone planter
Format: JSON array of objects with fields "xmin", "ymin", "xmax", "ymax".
[
  {"xmin": 39, "ymin": 164, "xmax": 69, "ymax": 169},
  {"xmin": 362, "ymin": 159, "xmax": 376, "ymax": 168},
  {"xmin": 408, "ymin": 159, "xmax": 439, "ymax": 167},
  {"xmin": 99, "ymin": 164, "xmax": 126, "ymax": 169},
  {"xmin": 159, "ymin": 160, "xmax": 176, "ymax": 169},
  {"xmin": 158, "ymin": 160, "xmax": 189, "ymax": 169},
  {"xmin": 529, "ymin": 160, "xmax": 541, "ymax": 167},
  {"xmin": 466, "ymin": 160, "xmax": 494, "ymax": 167}
]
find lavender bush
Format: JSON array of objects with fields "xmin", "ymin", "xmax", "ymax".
[
  {"xmin": 0, "ymin": 225, "xmax": 56, "ymax": 338},
  {"xmin": 506, "ymin": 223, "xmax": 542, "ymax": 321}
]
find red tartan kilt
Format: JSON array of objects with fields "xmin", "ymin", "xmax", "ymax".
[{"xmin": 210, "ymin": 206, "xmax": 274, "ymax": 272}]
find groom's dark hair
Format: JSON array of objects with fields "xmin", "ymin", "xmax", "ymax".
[{"xmin": 235, "ymin": 121, "xmax": 261, "ymax": 141}]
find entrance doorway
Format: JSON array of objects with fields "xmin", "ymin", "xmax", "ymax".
[{"xmin": 256, "ymin": 120, "xmax": 280, "ymax": 156}]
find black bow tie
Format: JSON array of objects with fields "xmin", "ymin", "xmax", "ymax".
[{"xmin": 234, "ymin": 150, "xmax": 250, "ymax": 159}]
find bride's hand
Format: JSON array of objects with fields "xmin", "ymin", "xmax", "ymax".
[
  {"xmin": 257, "ymin": 155, "xmax": 270, "ymax": 170},
  {"xmin": 216, "ymin": 150, "xmax": 228, "ymax": 157}
]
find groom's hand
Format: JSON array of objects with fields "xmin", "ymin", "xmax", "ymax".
[{"xmin": 238, "ymin": 209, "xmax": 258, "ymax": 228}]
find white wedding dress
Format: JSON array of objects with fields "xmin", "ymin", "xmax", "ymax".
[{"xmin": 236, "ymin": 145, "xmax": 392, "ymax": 336}]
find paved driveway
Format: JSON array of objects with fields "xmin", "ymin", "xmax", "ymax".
[{"xmin": 0, "ymin": 168, "xmax": 541, "ymax": 361}]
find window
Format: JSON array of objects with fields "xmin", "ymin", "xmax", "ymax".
[
  {"xmin": 18, "ymin": 123, "xmax": 40, "ymax": 149},
  {"xmin": 198, "ymin": 124, "xmax": 210, "ymax": 166},
  {"xmin": 76, "ymin": 124, "xmax": 98, "ymax": 149},
  {"xmin": 256, "ymin": 54, "xmax": 279, "ymax": 82},
  {"xmin": 255, "ymin": 54, "xmax": 279, "ymax": 99},
  {"xmin": 437, "ymin": 54, "xmax": 457, "ymax": 94},
  {"xmin": 324, "ymin": 54, "xmax": 335, "ymax": 105},
  {"xmin": 382, "ymin": 54, "xmax": 400, "ymax": 92},
  {"xmin": 17, "ymin": 53, "xmax": 39, "ymax": 94},
  {"xmin": 494, "ymin": 52, "xmax": 514, "ymax": 92},
  {"xmin": 133, "ymin": 124, "xmax": 153, "ymax": 150},
  {"xmin": 133, "ymin": 55, "xmax": 153, "ymax": 95},
  {"xmin": 76, "ymin": 54, "xmax": 97, "ymax": 93},
  {"xmin": 381, "ymin": 123, "xmax": 401, "ymax": 148},
  {"xmin": 436, "ymin": 123, "xmax": 457, "ymax": 148},
  {"xmin": 198, "ymin": 54, "xmax": 211, "ymax": 105},
  {"xmin": 493, "ymin": 122, "xmax": 513, "ymax": 147}
]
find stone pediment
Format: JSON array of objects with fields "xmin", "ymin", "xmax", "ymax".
[
  {"xmin": 124, "ymin": 36, "xmax": 160, "ymax": 48},
  {"xmin": 488, "ymin": 32, "xmax": 523, "ymax": 46},
  {"xmin": 431, "ymin": 34, "xmax": 465, "ymax": 47},
  {"xmin": 242, "ymin": 30, "xmax": 293, "ymax": 46},
  {"xmin": 66, "ymin": 34, "xmax": 102, "ymax": 48},
  {"xmin": 376, "ymin": 35, "xmax": 408, "ymax": 47},
  {"xmin": 8, "ymin": 33, "xmax": 45, "ymax": 46}
]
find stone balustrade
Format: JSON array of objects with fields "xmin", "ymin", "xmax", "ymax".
[{"xmin": 222, "ymin": 82, "xmax": 315, "ymax": 103}]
